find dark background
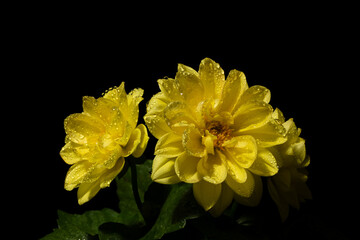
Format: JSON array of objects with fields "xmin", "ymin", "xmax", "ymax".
[{"xmin": 9, "ymin": 7, "xmax": 357, "ymax": 239}]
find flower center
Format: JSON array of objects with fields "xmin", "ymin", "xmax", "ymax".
[{"xmin": 206, "ymin": 121, "xmax": 232, "ymax": 150}]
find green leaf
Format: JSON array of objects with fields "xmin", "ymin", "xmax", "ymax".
[
  {"xmin": 98, "ymin": 222, "xmax": 139, "ymax": 240},
  {"xmin": 41, "ymin": 227, "xmax": 89, "ymax": 240},
  {"xmin": 42, "ymin": 160, "xmax": 153, "ymax": 239},
  {"xmin": 141, "ymin": 183, "xmax": 203, "ymax": 240},
  {"xmin": 116, "ymin": 159, "xmax": 153, "ymax": 226},
  {"xmin": 42, "ymin": 160, "xmax": 206, "ymax": 239},
  {"xmin": 41, "ymin": 208, "xmax": 125, "ymax": 240}
]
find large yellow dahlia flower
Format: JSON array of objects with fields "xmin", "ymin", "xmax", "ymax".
[
  {"xmin": 144, "ymin": 58, "xmax": 287, "ymax": 215},
  {"xmin": 60, "ymin": 82, "xmax": 149, "ymax": 205},
  {"xmin": 267, "ymin": 109, "xmax": 312, "ymax": 221}
]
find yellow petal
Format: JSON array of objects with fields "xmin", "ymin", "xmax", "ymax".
[
  {"xmin": 272, "ymin": 108, "xmax": 285, "ymax": 123},
  {"xmin": 103, "ymin": 82, "xmax": 127, "ymax": 109},
  {"xmin": 158, "ymin": 78, "xmax": 183, "ymax": 102},
  {"xmin": 291, "ymin": 139, "xmax": 306, "ymax": 166},
  {"xmin": 154, "ymin": 132, "xmax": 183, "ymax": 157},
  {"xmin": 239, "ymin": 85, "xmax": 271, "ymax": 105},
  {"xmin": 223, "ymin": 135, "xmax": 257, "ymax": 168},
  {"xmin": 132, "ymin": 124, "xmax": 149, "ymax": 158},
  {"xmin": 64, "ymin": 113, "xmax": 105, "ymax": 144},
  {"xmin": 117, "ymin": 122, "xmax": 134, "ymax": 146},
  {"xmin": 174, "ymin": 152, "xmax": 201, "ymax": 183},
  {"xmin": 267, "ymin": 178, "xmax": 280, "ymax": 204},
  {"xmin": 198, "ymin": 58, "xmax": 225, "ymax": 99},
  {"xmin": 268, "ymin": 167, "xmax": 312, "ymax": 220},
  {"xmin": 60, "ymin": 141, "xmax": 89, "ymax": 165},
  {"xmin": 301, "ymin": 156, "xmax": 310, "ymax": 168},
  {"xmin": 267, "ymin": 178, "xmax": 289, "ymax": 222},
  {"xmin": 64, "ymin": 161, "xmax": 94, "ymax": 191},
  {"xmin": 176, "ymin": 63, "xmax": 204, "ymax": 106},
  {"xmin": 219, "ymin": 69, "xmax": 248, "ymax": 112},
  {"xmin": 233, "ymin": 101, "xmax": 273, "ymax": 133},
  {"xmin": 128, "ymin": 87, "xmax": 144, "ymax": 106},
  {"xmin": 233, "ymin": 174, "xmax": 263, "ymax": 207},
  {"xmin": 224, "ymin": 153, "xmax": 247, "ymax": 184},
  {"xmin": 249, "ymin": 148, "xmax": 279, "ymax": 176},
  {"xmin": 281, "ymin": 187, "xmax": 299, "ymax": 210},
  {"xmin": 197, "ymin": 150, "xmax": 227, "ymax": 184},
  {"xmin": 144, "ymin": 114, "xmax": 171, "ymax": 139},
  {"xmin": 193, "ymin": 180, "xmax": 222, "ymax": 211},
  {"xmin": 239, "ymin": 119, "xmax": 287, "ymax": 148},
  {"xmin": 99, "ymin": 157, "xmax": 125, "ymax": 188},
  {"xmin": 77, "ymin": 181, "xmax": 101, "ymax": 205},
  {"xmin": 102, "ymin": 144, "xmax": 122, "ymax": 169},
  {"xmin": 183, "ymin": 126, "xmax": 206, "ymax": 157},
  {"xmin": 82, "ymin": 96, "xmax": 98, "ymax": 116},
  {"xmin": 122, "ymin": 126, "xmax": 142, "ymax": 157},
  {"xmin": 296, "ymin": 179, "xmax": 312, "ymax": 201},
  {"xmin": 225, "ymin": 169, "xmax": 255, "ymax": 198},
  {"xmin": 209, "ymin": 183, "xmax": 234, "ymax": 217},
  {"xmin": 146, "ymin": 92, "xmax": 169, "ymax": 115},
  {"xmin": 103, "ymin": 83, "xmax": 133, "ymax": 124},
  {"xmin": 144, "ymin": 92, "xmax": 171, "ymax": 139},
  {"xmin": 202, "ymin": 134, "xmax": 216, "ymax": 155},
  {"xmin": 127, "ymin": 88, "xmax": 144, "ymax": 128},
  {"xmin": 109, "ymin": 117, "xmax": 130, "ymax": 146},
  {"xmin": 272, "ymin": 168, "xmax": 291, "ymax": 192},
  {"xmin": 83, "ymin": 96, "xmax": 119, "ymax": 124},
  {"xmin": 151, "ymin": 155, "xmax": 180, "ymax": 184},
  {"xmin": 164, "ymin": 101, "xmax": 196, "ymax": 134}
]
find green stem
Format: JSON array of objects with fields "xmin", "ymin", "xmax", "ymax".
[{"xmin": 129, "ymin": 158, "xmax": 143, "ymax": 215}]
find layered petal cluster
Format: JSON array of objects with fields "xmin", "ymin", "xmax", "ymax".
[
  {"xmin": 60, "ymin": 82, "xmax": 149, "ymax": 205},
  {"xmin": 267, "ymin": 109, "xmax": 312, "ymax": 221},
  {"xmin": 144, "ymin": 58, "xmax": 288, "ymax": 216}
]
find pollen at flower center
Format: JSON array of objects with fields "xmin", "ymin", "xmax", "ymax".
[{"xmin": 206, "ymin": 120, "xmax": 233, "ymax": 150}]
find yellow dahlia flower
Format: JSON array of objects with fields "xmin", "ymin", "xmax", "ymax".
[
  {"xmin": 60, "ymin": 82, "xmax": 149, "ymax": 205},
  {"xmin": 144, "ymin": 58, "xmax": 287, "ymax": 215},
  {"xmin": 267, "ymin": 109, "xmax": 312, "ymax": 221}
]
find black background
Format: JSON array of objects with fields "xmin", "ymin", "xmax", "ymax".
[{"xmin": 8, "ymin": 6, "xmax": 358, "ymax": 239}]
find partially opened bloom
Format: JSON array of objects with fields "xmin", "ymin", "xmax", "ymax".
[
  {"xmin": 60, "ymin": 82, "xmax": 149, "ymax": 205},
  {"xmin": 144, "ymin": 58, "xmax": 287, "ymax": 215},
  {"xmin": 267, "ymin": 109, "xmax": 312, "ymax": 221}
]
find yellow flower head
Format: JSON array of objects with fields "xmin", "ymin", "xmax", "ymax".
[
  {"xmin": 144, "ymin": 58, "xmax": 287, "ymax": 215},
  {"xmin": 267, "ymin": 109, "xmax": 312, "ymax": 221},
  {"xmin": 60, "ymin": 82, "xmax": 149, "ymax": 205}
]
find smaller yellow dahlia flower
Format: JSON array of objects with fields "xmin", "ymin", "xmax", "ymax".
[
  {"xmin": 145, "ymin": 58, "xmax": 287, "ymax": 215},
  {"xmin": 60, "ymin": 82, "xmax": 149, "ymax": 205},
  {"xmin": 267, "ymin": 109, "xmax": 312, "ymax": 221}
]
